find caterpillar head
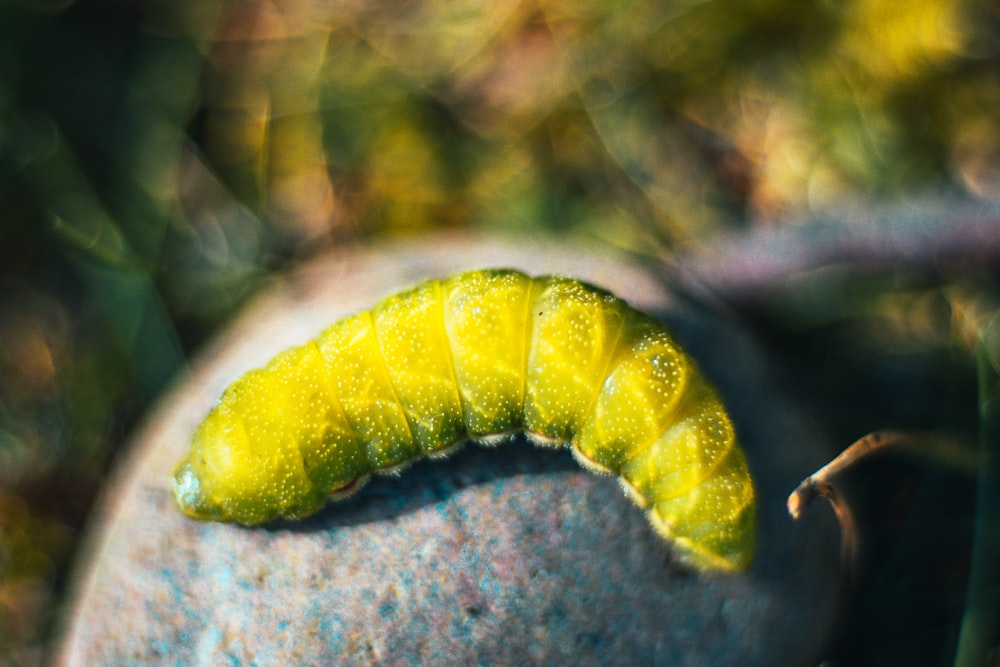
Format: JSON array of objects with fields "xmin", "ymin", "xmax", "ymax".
[
  {"xmin": 170, "ymin": 395, "xmax": 326, "ymax": 525},
  {"xmin": 171, "ymin": 460, "xmax": 224, "ymax": 521}
]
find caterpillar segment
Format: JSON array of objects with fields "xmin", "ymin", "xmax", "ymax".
[{"xmin": 171, "ymin": 269, "xmax": 756, "ymax": 571}]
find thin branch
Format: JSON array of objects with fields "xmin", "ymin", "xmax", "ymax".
[{"xmin": 787, "ymin": 430, "xmax": 919, "ymax": 583}]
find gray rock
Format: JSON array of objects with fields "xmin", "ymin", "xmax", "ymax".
[{"xmin": 53, "ymin": 235, "xmax": 841, "ymax": 666}]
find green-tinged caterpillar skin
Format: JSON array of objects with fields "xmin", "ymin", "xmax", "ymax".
[{"xmin": 171, "ymin": 269, "xmax": 756, "ymax": 571}]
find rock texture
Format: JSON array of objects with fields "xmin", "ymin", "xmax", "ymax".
[{"xmin": 53, "ymin": 235, "xmax": 841, "ymax": 666}]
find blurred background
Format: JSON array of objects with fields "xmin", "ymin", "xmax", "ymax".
[{"xmin": 0, "ymin": 0, "xmax": 998, "ymax": 664}]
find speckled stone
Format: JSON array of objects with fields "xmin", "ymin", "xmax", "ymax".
[{"xmin": 53, "ymin": 235, "xmax": 842, "ymax": 666}]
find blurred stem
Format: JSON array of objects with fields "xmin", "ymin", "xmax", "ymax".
[{"xmin": 954, "ymin": 314, "xmax": 1000, "ymax": 667}]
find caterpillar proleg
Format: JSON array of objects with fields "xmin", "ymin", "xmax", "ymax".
[{"xmin": 171, "ymin": 269, "xmax": 756, "ymax": 571}]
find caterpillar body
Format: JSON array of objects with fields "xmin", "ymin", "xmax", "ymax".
[{"xmin": 171, "ymin": 269, "xmax": 756, "ymax": 571}]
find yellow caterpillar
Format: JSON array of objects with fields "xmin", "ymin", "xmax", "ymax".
[{"xmin": 171, "ymin": 269, "xmax": 756, "ymax": 571}]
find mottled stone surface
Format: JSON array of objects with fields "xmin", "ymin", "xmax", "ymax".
[{"xmin": 53, "ymin": 235, "xmax": 842, "ymax": 666}]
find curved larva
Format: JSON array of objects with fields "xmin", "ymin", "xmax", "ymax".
[{"xmin": 171, "ymin": 269, "xmax": 756, "ymax": 571}]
